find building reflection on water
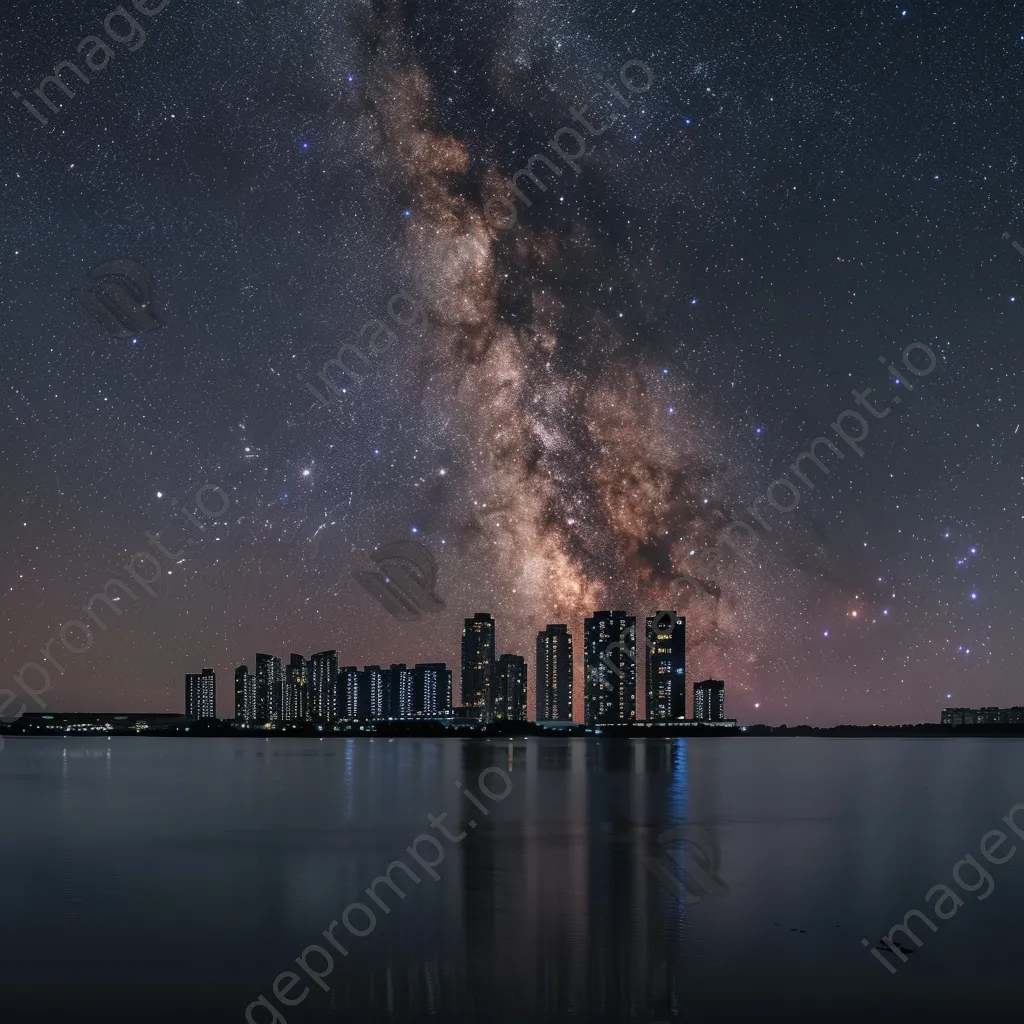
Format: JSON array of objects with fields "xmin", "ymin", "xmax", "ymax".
[{"xmin": 318, "ymin": 738, "xmax": 718, "ymax": 1023}]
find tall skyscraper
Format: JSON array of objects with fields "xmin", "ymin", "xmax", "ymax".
[
  {"xmin": 461, "ymin": 612, "xmax": 495, "ymax": 713},
  {"xmin": 283, "ymin": 653, "xmax": 308, "ymax": 723},
  {"xmin": 255, "ymin": 654, "xmax": 282, "ymax": 722},
  {"xmin": 340, "ymin": 666, "xmax": 360, "ymax": 720},
  {"xmin": 185, "ymin": 668, "xmax": 216, "ymax": 719},
  {"xmin": 693, "ymin": 680, "xmax": 726, "ymax": 722},
  {"xmin": 308, "ymin": 650, "xmax": 338, "ymax": 723},
  {"xmin": 234, "ymin": 664, "xmax": 255, "ymax": 722},
  {"xmin": 415, "ymin": 663, "xmax": 452, "ymax": 717},
  {"xmin": 536, "ymin": 624, "xmax": 573, "ymax": 721},
  {"xmin": 646, "ymin": 612, "xmax": 686, "ymax": 721},
  {"xmin": 584, "ymin": 611, "xmax": 637, "ymax": 726},
  {"xmin": 362, "ymin": 665, "xmax": 385, "ymax": 720},
  {"xmin": 493, "ymin": 654, "xmax": 528, "ymax": 721}
]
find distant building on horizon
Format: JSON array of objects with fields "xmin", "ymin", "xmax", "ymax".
[
  {"xmin": 693, "ymin": 679, "xmax": 726, "ymax": 722},
  {"xmin": 942, "ymin": 706, "xmax": 1024, "ymax": 726},
  {"xmin": 536, "ymin": 624, "xmax": 573, "ymax": 722},
  {"xmin": 584, "ymin": 610, "xmax": 637, "ymax": 726},
  {"xmin": 185, "ymin": 668, "xmax": 216, "ymax": 719},
  {"xmin": 646, "ymin": 611, "xmax": 685, "ymax": 721},
  {"xmin": 493, "ymin": 653, "xmax": 528, "ymax": 722},
  {"xmin": 461, "ymin": 613, "xmax": 495, "ymax": 715}
]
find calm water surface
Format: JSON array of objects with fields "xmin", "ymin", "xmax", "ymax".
[{"xmin": 1, "ymin": 736, "xmax": 1022, "ymax": 1022}]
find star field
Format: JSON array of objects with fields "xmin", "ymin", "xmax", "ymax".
[{"xmin": 2, "ymin": 0, "xmax": 1024, "ymax": 725}]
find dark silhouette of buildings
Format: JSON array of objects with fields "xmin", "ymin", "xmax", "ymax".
[
  {"xmin": 536, "ymin": 624, "xmax": 573, "ymax": 721},
  {"xmin": 384, "ymin": 664, "xmax": 416, "ymax": 719},
  {"xmin": 693, "ymin": 680, "xmax": 726, "ymax": 722},
  {"xmin": 363, "ymin": 665, "xmax": 385, "ymax": 720},
  {"xmin": 185, "ymin": 668, "xmax": 216, "ymax": 719},
  {"xmin": 942, "ymin": 706, "xmax": 1024, "ymax": 725},
  {"xmin": 646, "ymin": 612, "xmax": 685, "ymax": 721},
  {"xmin": 283, "ymin": 653, "xmax": 308, "ymax": 723},
  {"xmin": 415, "ymin": 663, "xmax": 452, "ymax": 717},
  {"xmin": 461, "ymin": 613, "xmax": 495, "ymax": 714},
  {"xmin": 172, "ymin": 603, "xmax": 738, "ymax": 730},
  {"xmin": 308, "ymin": 650, "xmax": 337, "ymax": 723},
  {"xmin": 493, "ymin": 653, "xmax": 528, "ymax": 721},
  {"xmin": 234, "ymin": 664, "xmax": 254, "ymax": 722},
  {"xmin": 584, "ymin": 611, "xmax": 637, "ymax": 726},
  {"xmin": 255, "ymin": 654, "xmax": 282, "ymax": 722},
  {"xmin": 339, "ymin": 665, "xmax": 359, "ymax": 720}
]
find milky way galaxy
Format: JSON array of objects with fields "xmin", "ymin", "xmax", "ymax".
[{"xmin": 328, "ymin": 1, "xmax": 803, "ymax": 716}]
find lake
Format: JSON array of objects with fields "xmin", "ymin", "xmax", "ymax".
[{"xmin": 0, "ymin": 736, "xmax": 1020, "ymax": 1022}]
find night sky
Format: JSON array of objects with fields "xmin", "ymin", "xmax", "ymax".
[{"xmin": 3, "ymin": 0, "xmax": 1023, "ymax": 725}]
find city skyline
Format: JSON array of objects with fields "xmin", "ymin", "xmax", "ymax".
[
  {"xmin": 19, "ymin": 579, "xmax": 1014, "ymax": 726},
  {"xmin": 172, "ymin": 606, "xmax": 729, "ymax": 727}
]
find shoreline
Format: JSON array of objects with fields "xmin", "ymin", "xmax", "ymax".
[{"xmin": 4, "ymin": 717, "xmax": 1024, "ymax": 739}]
